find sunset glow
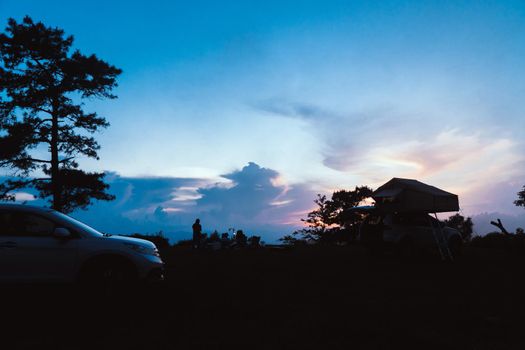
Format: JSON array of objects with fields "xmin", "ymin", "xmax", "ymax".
[{"xmin": 1, "ymin": 0, "xmax": 524, "ymax": 241}]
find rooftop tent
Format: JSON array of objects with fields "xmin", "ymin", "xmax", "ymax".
[{"xmin": 372, "ymin": 178, "xmax": 459, "ymax": 213}]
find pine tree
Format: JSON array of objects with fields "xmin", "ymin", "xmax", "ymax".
[{"xmin": 0, "ymin": 16, "xmax": 121, "ymax": 212}]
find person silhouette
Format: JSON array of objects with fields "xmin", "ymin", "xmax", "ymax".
[{"xmin": 192, "ymin": 219, "xmax": 202, "ymax": 249}]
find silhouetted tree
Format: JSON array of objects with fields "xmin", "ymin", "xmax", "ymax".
[
  {"xmin": 515, "ymin": 185, "xmax": 525, "ymax": 208},
  {"xmin": 235, "ymin": 230, "xmax": 247, "ymax": 247},
  {"xmin": 287, "ymin": 186, "xmax": 373, "ymax": 244},
  {"xmin": 490, "ymin": 218, "xmax": 510, "ymax": 235},
  {"xmin": 295, "ymin": 194, "xmax": 334, "ymax": 242},
  {"xmin": 331, "ymin": 187, "xmax": 374, "ymax": 240},
  {"xmin": 443, "ymin": 213, "xmax": 473, "ymax": 242},
  {"xmin": 0, "ymin": 16, "xmax": 121, "ymax": 212}
]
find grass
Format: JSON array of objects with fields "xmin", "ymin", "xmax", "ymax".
[{"xmin": 2, "ymin": 245, "xmax": 525, "ymax": 349}]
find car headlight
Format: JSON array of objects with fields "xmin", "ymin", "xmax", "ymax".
[{"xmin": 125, "ymin": 243, "xmax": 160, "ymax": 257}]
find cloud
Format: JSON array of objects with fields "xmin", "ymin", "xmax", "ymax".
[
  {"xmin": 67, "ymin": 173, "xmax": 208, "ymax": 236},
  {"xmin": 88, "ymin": 173, "xmax": 206, "ymax": 215},
  {"xmin": 13, "ymin": 192, "xmax": 36, "ymax": 202},
  {"xmin": 6, "ymin": 160, "xmax": 522, "ymax": 242},
  {"xmin": 254, "ymin": 98, "xmax": 525, "ymax": 215},
  {"xmin": 2, "ymin": 165, "xmax": 317, "ymax": 242},
  {"xmin": 188, "ymin": 162, "xmax": 317, "ymax": 239},
  {"xmin": 53, "ymin": 163, "xmax": 318, "ymax": 243},
  {"xmin": 471, "ymin": 212, "xmax": 525, "ymax": 236},
  {"xmin": 254, "ymin": 98, "xmax": 439, "ymax": 172},
  {"xmin": 254, "ymin": 98, "xmax": 339, "ymax": 121},
  {"xmin": 196, "ymin": 162, "xmax": 281, "ymax": 218}
]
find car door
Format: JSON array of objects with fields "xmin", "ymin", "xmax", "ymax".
[
  {"xmin": 391, "ymin": 213, "xmax": 433, "ymax": 246},
  {"xmin": 409, "ymin": 214, "xmax": 435, "ymax": 247},
  {"xmin": 0, "ymin": 211, "xmax": 19, "ymax": 280},
  {"xmin": 0, "ymin": 211, "xmax": 79, "ymax": 282}
]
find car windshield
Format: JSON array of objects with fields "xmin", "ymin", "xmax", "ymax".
[{"xmin": 48, "ymin": 210, "xmax": 104, "ymax": 237}]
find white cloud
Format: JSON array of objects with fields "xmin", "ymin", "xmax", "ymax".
[
  {"xmin": 14, "ymin": 192, "xmax": 36, "ymax": 202},
  {"xmin": 254, "ymin": 98, "xmax": 525, "ymax": 216},
  {"xmin": 62, "ymin": 164, "xmax": 317, "ymax": 243}
]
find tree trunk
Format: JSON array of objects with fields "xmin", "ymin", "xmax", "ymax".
[{"xmin": 50, "ymin": 104, "xmax": 62, "ymax": 211}]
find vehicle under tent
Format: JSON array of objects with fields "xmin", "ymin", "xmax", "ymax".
[{"xmin": 351, "ymin": 178, "xmax": 461, "ymax": 260}]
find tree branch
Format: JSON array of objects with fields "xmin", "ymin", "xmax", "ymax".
[
  {"xmin": 34, "ymin": 118, "xmax": 53, "ymax": 127},
  {"xmin": 490, "ymin": 218, "xmax": 510, "ymax": 235},
  {"xmin": 0, "ymin": 158, "xmax": 51, "ymax": 166},
  {"xmin": 58, "ymin": 156, "xmax": 74, "ymax": 163},
  {"xmin": 29, "ymin": 158, "xmax": 51, "ymax": 163},
  {"xmin": 33, "ymin": 107, "xmax": 52, "ymax": 115}
]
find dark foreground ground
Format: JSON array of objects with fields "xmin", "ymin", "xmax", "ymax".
[{"xmin": 2, "ymin": 245, "xmax": 525, "ymax": 349}]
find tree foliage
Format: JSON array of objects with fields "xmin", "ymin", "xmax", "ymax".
[
  {"xmin": 0, "ymin": 16, "xmax": 121, "ymax": 212},
  {"xmin": 283, "ymin": 186, "xmax": 373, "ymax": 244},
  {"xmin": 443, "ymin": 213, "xmax": 473, "ymax": 242},
  {"xmin": 514, "ymin": 185, "xmax": 525, "ymax": 209}
]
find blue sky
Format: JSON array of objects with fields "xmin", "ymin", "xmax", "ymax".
[{"xmin": 1, "ymin": 1, "xmax": 525, "ymax": 240}]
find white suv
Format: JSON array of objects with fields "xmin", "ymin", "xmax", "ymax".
[{"xmin": 0, "ymin": 204, "xmax": 164, "ymax": 284}]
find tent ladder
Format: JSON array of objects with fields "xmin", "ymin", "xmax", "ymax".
[{"xmin": 429, "ymin": 213, "xmax": 453, "ymax": 261}]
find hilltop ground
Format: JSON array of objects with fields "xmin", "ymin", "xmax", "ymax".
[{"xmin": 2, "ymin": 245, "xmax": 525, "ymax": 349}]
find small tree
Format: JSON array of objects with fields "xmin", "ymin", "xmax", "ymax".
[
  {"xmin": 331, "ymin": 186, "xmax": 373, "ymax": 239},
  {"xmin": 0, "ymin": 16, "xmax": 121, "ymax": 212},
  {"xmin": 443, "ymin": 213, "xmax": 473, "ymax": 242},
  {"xmin": 296, "ymin": 194, "xmax": 335, "ymax": 242},
  {"xmin": 515, "ymin": 185, "xmax": 525, "ymax": 208},
  {"xmin": 287, "ymin": 186, "xmax": 373, "ymax": 244}
]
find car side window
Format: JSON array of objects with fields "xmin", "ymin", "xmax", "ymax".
[{"xmin": 13, "ymin": 213, "xmax": 56, "ymax": 237}]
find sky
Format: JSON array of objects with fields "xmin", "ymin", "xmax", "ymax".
[{"xmin": 1, "ymin": 1, "xmax": 525, "ymax": 241}]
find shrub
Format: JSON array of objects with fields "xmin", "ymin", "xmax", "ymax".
[{"xmin": 469, "ymin": 232, "xmax": 525, "ymax": 254}]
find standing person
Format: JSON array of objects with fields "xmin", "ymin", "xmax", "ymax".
[{"xmin": 192, "ymin": 219, "xmax": 202, "ymax": 249}]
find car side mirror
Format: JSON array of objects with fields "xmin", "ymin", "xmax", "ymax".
[{"xmin": 53, "ymin": 227, "xmax": 71, "ymax": 239}]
